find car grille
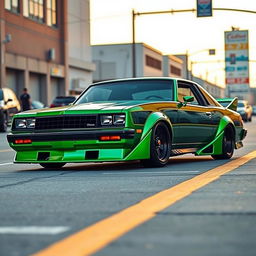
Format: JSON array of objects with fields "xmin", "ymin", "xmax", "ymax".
[{"xmin": 35, "ymin": 115, "xmax": 97, "ymax": 130}]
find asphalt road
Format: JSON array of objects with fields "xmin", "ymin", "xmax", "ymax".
[{"xmin": 0, "ymin": 119, "xmax": 256, "ymax": 256}]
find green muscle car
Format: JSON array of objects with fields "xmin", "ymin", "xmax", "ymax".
[{"xmin": 7, "ymin": 78, "xmax": 247, "ymax": 169}]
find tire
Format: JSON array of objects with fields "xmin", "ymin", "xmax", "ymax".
[
  {"xmin": 141, "ymin": 122, "xmax": 171, "ymax": 167},
  {"xmin": 211, "ymin": 127, "xmax": 235, "ymax": 160},
  {"xmin": 39, "ymin": 163, "xmax": 66, "ymax": 169},
  {"xmin": 0, "ymin": 113, "xmax": 8, "ymax": 132},
  {"xmin": 248, "ymin": 116, "xmax": 252, "ymax": 122}
]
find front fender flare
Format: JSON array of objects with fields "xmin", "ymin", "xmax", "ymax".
[{"xmin": 125, "ymin": 112, "xmax": 173, "ymax": 161}]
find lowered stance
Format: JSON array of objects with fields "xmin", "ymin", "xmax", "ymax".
[{"xmin": 7, "ymin": 78, "xmax": 247, "ymax": 168}]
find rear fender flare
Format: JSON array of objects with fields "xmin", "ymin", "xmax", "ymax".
[{"xmin": 196, "ymin": 115, "xmax": 235, "ymax": 156}]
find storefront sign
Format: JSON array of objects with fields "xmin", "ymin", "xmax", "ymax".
[{"xmin": 224, "ymin": 30, "xmax": 250, "ymax": 99}]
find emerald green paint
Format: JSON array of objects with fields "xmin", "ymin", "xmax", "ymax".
[
  {"xmin": 141, "ymin": 112, "xmax": 172, "ymax": 139},
  {"xmin": 125, "ymin": 131, "xmax": 152, "ymax": 161},
  {"xmin": 196, "ymin": 116, "xmax": 233, "ymax": 156}
]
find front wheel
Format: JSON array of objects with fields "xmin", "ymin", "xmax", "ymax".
[
  {"xmin": 141, "ymin": 122, "xmax": 171, "ymax": 167},
  {"xmin": 211, "ymin": 127, "xmax": 235, "ymax": 160},
  {"xmin": 39, "ymin": 163, "xmax": 66, "ymax": 169}
]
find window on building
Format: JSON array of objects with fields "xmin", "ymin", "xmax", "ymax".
[
  {"xmin": 47, "ymin": 0, "xmax": 57, "ymax": 27},
  {"xmin": 145, "ymin": 55, "xmax": 162, "ymax": 70},
  {"xmin": 170, "ymin": 65, "xmax": 181, "ymax": 76},
  {"xmin": 5, "ymin": 0, "xmax": 19, "ymax": 13},
  {"xmin": 23, "ymin": 0, "xmax": 44, "ymax": 23}
]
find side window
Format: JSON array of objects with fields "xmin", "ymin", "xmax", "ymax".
[{"xmin": 178, "ymin": 83, "xmax": 200, "ymax": 105}]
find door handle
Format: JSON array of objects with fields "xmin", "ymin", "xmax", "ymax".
[{"xmin": 206, "ymin": 112, "xmax": 212, "ymax": 116}]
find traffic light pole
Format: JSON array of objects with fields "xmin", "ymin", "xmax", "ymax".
[{"xmin": 131, "ymin": 7, "xmax": 256, "ymax": 78}]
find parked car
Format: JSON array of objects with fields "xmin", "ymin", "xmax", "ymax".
[
  {"xmin": 31, "ymin": 100, "xmax": 45, "ymax": 109},
  {"xmin": 50, "ymin": 96, "xmax": 76, "ymax": 108},
  {"xmin": 252, "ymin": 105, "xmax": 256, "ymax": 116},
  {"xmin": 237, "ymin": 100, "xmax": 252, "ymax": 122},
  {"xmin": 7, "ymin": 77, "xmax": 247, "ymax": 169},
  {"xmin": 0, "ymin": 88, "xmax": 21, "ymax": 132}
]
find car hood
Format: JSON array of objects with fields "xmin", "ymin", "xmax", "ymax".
[{"xmin": 14, "ymin": 101, "xmax": 151, "ymax": 116}]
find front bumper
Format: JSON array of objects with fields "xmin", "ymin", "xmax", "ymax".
[{"xmin": 7, "ymin": 129, "xmax": 151, "ymax": 163}]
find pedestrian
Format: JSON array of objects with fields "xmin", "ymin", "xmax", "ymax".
[{"xmin": 20, "ymin": 88, "xmax": 31, "ymax": 111}]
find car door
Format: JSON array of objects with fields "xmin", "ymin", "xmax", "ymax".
[{"xmin": 175, "ymin": 81, "xmax": 216, "ymax": 148}]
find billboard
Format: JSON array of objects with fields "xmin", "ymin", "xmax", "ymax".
[
  {"xmin": 196, "ymin": 0, "xmax": 212, "ymax": 17},
  {"xmin": 225, "ymin": 30, "xmax": 250, "ymax": 99}
]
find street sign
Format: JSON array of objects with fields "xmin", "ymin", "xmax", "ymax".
[
  {"xmin": 224, "ymin": 30, "xmax": 250, "ymax": 100},
  {"xmin": 196, "ymin": 0, "xmax": 212, "ymax": 17}
]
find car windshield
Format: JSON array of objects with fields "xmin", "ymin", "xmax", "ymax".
[
  {"xmin": 76, "ymin": 79, "xmax": 174, "ymax": 104},
  {"xmin": 238, "ymin": 102, "xmax": 245, "ymax": 107},
  {"xmin": 0, "ymin": 89, "xmax": 3, "ymax": 101}
]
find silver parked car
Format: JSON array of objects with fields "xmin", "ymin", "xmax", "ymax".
[{"xmin": 237, "ymin": 100, "xmax": 252, "ymax": 122}]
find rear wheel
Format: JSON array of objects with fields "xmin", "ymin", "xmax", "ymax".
[
  {"xmin": 141, "ymin": 122, "xmax": 171, "ymax": 167},
  {"xmin": 211, "ymin": 127, "xmax": 235, "ymax": 160},
  {"xmin": 39, "ymin": 163, "xmax": 66, "ymax": 169}
]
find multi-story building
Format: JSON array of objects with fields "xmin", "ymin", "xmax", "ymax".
[
  {"xmin": 93, "ymin": 43, "xmax": 175, "ymax": 82},
  {"xmin": 0, "ymin": 0, "xmax": 94, "ymax": 105},
  {"xmin": 0, "ymin": 0, "xmax": 69, "ymax": 105},
  {"xmin": 68, "ymin": 0, "xmax": 95, "ymax": 94}
]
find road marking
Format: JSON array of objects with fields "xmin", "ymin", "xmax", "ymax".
[
  {"xmin": 0, "ymin": 226, "xmax": 69, "ymax": 235},
  {"xmin": 103, "ymin": 170, "xmax": 200, "ymax": 175},
  {"xmin": 33, "ymin": 151, "xmax": 256, "ymax": 256},
  {"xmin": 0, "ymin": 162, "xmax": 13, "ymax": 166},
  {"xmin": 0, "ymin": 149, "xmax": 13, "ymax": 153}
]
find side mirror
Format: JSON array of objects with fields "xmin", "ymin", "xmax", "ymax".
[
  {"xmin": 183, "ymin": 96, "xmax": 194, "ymax": 103},
  {"xmin": 177, "ymin": 96, "xmax": 194, "ymax": 108}
]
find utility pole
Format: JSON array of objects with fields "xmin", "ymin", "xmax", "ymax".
[
  {"xmin": 131, "ymin": 7, "xmax": 256, "ymax": 80},
  {"xmin": 132, "ymin": 9, "xmax": 136, "ymax": 78}
]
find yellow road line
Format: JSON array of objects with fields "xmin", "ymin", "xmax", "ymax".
[
  {"xmin": 0, "ymin": 149, "xmax": 13, "ymax": 153},
  {"xmin": 33, "ymin": 151, "xmax": 256, "ymax": 256}
]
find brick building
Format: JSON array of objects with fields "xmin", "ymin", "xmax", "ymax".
[{"xmin": 0, "ymin": 0, "xmax": 68, "ymax": 105}]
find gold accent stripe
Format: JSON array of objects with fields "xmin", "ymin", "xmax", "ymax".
[{"xmin": 33, "ymin": 151, "xmax": 256, "ymax": 256}]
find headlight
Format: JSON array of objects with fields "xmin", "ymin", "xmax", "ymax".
[
  {"xmin": 101, "ymin": 115, "xmax": 113, "ymax": 126},
  {"xmin": 113, "ymin": 114, "xmax": 125, "ymax": 125},
  {"xmin": 26, "ymin": 119, "xmax": 36, "ymax": 129},
  {"xmin": 15, "ymin": 118, "xmax": 36, "ymax": 129},
  {"xmin": 100, "ymin": 114, "xmax": 125, "ymax": 126}
]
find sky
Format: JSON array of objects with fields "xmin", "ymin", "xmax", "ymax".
[{"xmin": 90, "ymin": 0, "xmax": 256, "ymax": 88}]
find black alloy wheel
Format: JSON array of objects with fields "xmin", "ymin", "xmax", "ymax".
[
  {"xmin": 212, "ymin": 127, "xmax": 235, "ymax": 160},
  {"xmin": 141, "ymin": 121, "xmax": 171, "ymax": 167},
  {"xmin": 39, "ymin": 163, "xmax": 66, "ymax": 169}
]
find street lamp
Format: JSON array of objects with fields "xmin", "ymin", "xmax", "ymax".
[{"xmin": 186, "ymin": 48, "xmax": 216, "ymax": 81}]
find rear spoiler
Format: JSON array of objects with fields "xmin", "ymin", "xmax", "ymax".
[{"xmin": 216, "ymin": 97, "xmax": 238, "ymax": 111}]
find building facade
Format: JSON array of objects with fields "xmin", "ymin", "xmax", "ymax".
[
  {"xmin": 162, "ymin": 55, "xmax": 183, "ymax": 78},
  {"xmin": 68, "ymin": 0, "xmax": 95, "ymax": 94},
  {"xmin": 92, "ymin": 43, "xmax": 173, "ymax": 82},
  {"xmin": 0, "ymin": 0, "xmax": 94, "ymax": 105},
  {"xmin": 0, "ymin": 0, "xmax": 69, "ymax": 105}
]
